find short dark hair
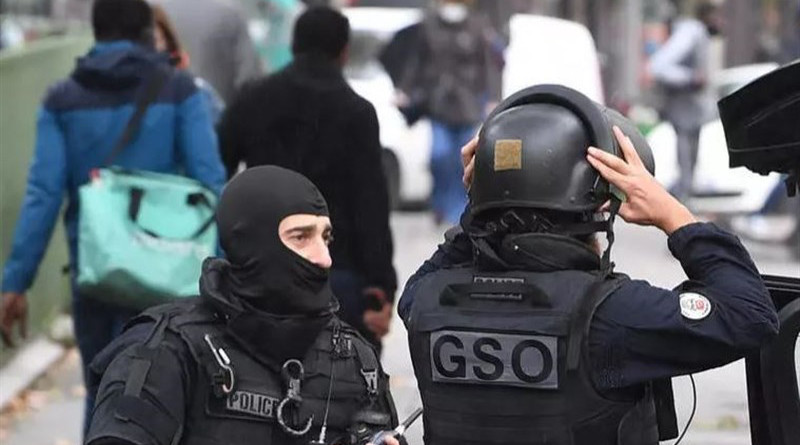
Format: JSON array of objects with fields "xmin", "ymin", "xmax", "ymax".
[
  {"xmin": 91, "ymin": 0, "xmax": 153, "ymax": 43},
  {"xmin": 292, "ymin": 6, "xmax": 350, "ymax": 59}
]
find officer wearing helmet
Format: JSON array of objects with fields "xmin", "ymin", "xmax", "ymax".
[{"xmin": 398, "ymin": 85, "xmax": 779, "ymax": 445}]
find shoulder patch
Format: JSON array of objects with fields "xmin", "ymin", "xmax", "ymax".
[{"xmin": 679, "ymin": 292, "xmax": 712, "ymax": 320}]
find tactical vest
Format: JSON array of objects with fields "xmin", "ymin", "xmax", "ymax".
[
  {"xmin": 128, "ymin": 302, "xmax": 392, "ymax": 445},
  {"xmin": 406, "ymin": 267, "xmax": 659, "ymax": 445}
]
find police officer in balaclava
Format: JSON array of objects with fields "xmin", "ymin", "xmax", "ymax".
[
  {"xmin": 398, "ymin": 85, "xmax": 778, "ymax": 445},
  {"xmin": 87, "ymin": 166, "xmax": 400, "ymax": 445}
]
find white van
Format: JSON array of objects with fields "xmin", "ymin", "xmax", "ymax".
[{"xmin": 504, "ymin": 14, "xmax": 605, "ymax": 104}]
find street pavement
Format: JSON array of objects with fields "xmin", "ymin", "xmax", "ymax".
[{"xmin": 1, "ymin": 212, "xmax": 798, "ymax": 445}]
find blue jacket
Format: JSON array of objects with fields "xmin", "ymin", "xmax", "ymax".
[{"xmin": 2, "ymin": 41, "xmax": 227, "ymax": 294}]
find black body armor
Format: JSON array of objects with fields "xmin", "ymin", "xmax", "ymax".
[
  {"xmin": 92, "ymin": 301, "xmax": 395, "ymax": 445},
  {"xmin": 406, "ymin": 267, "xmax": 658, "ymax": 445}
]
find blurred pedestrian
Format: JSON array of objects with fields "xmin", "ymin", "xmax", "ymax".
[
  {"xmin": 219, "ymin": 6, "xmax": 397, "ymax": 352},
  {"xmin": 648, "ymin": 1, "xmax": 721, "ymax": 203},
  {"xmin": 396, "ymin": 0, "xmax": 502, "ymax": 225},
  {"xmin": 253, "ymin": 0, "xmax": 305, "ymax": 72},
  {"xmin": 779, "ymin": 6, "xmax": 800, "ymax": 64},
  {"xmin": 0, "ymin": 0, "xmax": 226, "ymax": 434},
  {"xmin": 151, "ymin": 4, "xmax": 225, "ymax": 123},
  {"xmin": 153, "ymin": 0, "xmax": 263, "ymax": 104}
]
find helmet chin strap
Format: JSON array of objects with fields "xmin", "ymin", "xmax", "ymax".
[{"xmin": 599, "ymin": 197, "xmax": 622, "ymax": 277}]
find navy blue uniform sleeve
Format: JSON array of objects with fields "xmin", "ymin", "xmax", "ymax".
[
  {"xmin": 398, "ymin": 226, "xmax": 472, "ymax": 324},
  {"xmin": 589, "ymin": 222, "xmax": 779, "ymax": 389},
  {"xmin": 86, "ymin": 331, "xmax": 193, "ymax": 445}
]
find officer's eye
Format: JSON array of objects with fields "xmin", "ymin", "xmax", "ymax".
[{"xmin": 291, "ymin": 234, "xmax": 309, "ymax": 244}]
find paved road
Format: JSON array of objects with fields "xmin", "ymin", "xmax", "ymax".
[{"xmin": 2, "ymin": 212, "xmax": 797, "ymax": 445}]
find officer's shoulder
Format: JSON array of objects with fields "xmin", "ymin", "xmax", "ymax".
[
  {"xmin": 134, "ymin": 298, "xmax": 215, "ymax": 326},
  {"xmin": 89, "ymin": 302, "xmax": 203, "ymax": 379},
  {"xmin": 331, "ymin": 317, "xmax": 378, "ymax": 352}
]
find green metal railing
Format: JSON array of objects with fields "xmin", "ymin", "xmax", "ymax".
[{"xmin": 0, "ymin": 35, "xmax": 91, "ymax": 364}]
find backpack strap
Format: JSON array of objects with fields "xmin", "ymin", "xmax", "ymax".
[{"xmin": 103, "ymin": 67, "xmax": 170, "ymax": 166}]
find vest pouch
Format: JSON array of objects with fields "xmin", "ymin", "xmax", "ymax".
[
  {"xmin": 192, "ymin": 382, "xmax": 280, "ymax": 445},
  {"xmin": 180, "ymin": 326, "xmax": 281, "ymax": 444},
  {"xmin": 616, "ymin": 389, "xmax": 659, "ymax": 445}
]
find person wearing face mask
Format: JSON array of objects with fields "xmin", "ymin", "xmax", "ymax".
[
  {"xmin": 396, "ymin": 0, "xmax": 503, "ymax": 225},
  {"xmin": 85, "ymin": 166, "xmax": 400, "ymax": 445}
]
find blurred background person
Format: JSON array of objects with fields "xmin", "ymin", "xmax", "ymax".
[
  {"xmin": 779, "ymin": 5, "xmax": 800, "ymax": 64},
  {"xmin": 250, "ymin": 0, "xmax": 305, "ymax": 73},
  {"xmin": 396, "ymin": 0, "xmax": 502, "ymax": 225},
  {"xmin": 153, "ymin": 0, "xmax": 263, "ymax": 105},
  {"xmin": 151, "ymin": 3, "xmax": 225, "ymax": 124},
  {"xmin": 50, "ymin": 0, "xmax": 93, "ymax": 22},
  {"xmin": 648, "ymin": 1, "xmax": 721, "ymax": 203},
  {"xmin": 219, "ymin": 6, "xmax": 397, "ymax": 352},
  {"xmin": 0, "ymin": 0, "xmax": 225, "ymax": 435}
]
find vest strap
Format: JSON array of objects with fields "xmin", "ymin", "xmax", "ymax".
[
  {"xmin": 351, "ymin": 335, "xmax": 379, "ymax": 396},
  {"xmin": 123, "ymin": 314, "xmax": 169, "ymax": 397},
  {"xmin": 115, "ymin": 394, "xmax": 179, "ymax": 445},
  {"xmin": 440, "ymin": 282, "xmax": 551, "ymax": 307},
  {"xmin": 566, "ymin": 276, "xmax": 624, "ymax": 372}
]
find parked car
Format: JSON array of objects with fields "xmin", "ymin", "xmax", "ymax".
[{"xmin": 647, "ymin": 63, "xmax": 782, "ymax": 215}]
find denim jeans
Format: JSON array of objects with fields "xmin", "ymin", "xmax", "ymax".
[{"xmin": 430, "ymin": 120, "xmax": 475, "ymax": 224}]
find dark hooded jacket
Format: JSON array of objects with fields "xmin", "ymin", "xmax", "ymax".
[{"xmin": 218, "ymin": 54, "xmax": 397, "ymax": 299}]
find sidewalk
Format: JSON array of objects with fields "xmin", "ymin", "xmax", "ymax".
[{"xmin": 0, "ymin": 348, "xmax": 83, "ymax": 445}]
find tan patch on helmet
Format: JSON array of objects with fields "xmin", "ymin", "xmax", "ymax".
[{"xmin": 494, "ymin": 140, "xmax": 522, "ymax": 171}]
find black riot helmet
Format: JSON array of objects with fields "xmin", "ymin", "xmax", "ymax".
[
  {"xmin": 471, "ymin": 84, "xmax": 655, "ymax": 216},
  {"xmin": 469, "ymin": 85, "xmax": 656, "ymax": 273}
]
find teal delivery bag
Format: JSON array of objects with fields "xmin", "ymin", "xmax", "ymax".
[
  {"xmin": 77, "ymin": 168, "xmax": 216, "ymax": 310},
  {"xmin": 75, "ymin": 68, "xmax": 216, "ymax": 310}
]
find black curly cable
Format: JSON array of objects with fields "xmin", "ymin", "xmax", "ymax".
[{"xmin": 674, "ymin": 375, "xmax": 697, "ymax": 445}]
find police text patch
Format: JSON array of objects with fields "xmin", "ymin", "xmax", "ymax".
[
  {"xmin": 430, "ymin": 330, "xmax": 558, "ymax": 389},
  {"xmin": 226, "ymin": 390, "xmax": 279, "ymax": 419},
  {"xmin": 679, "ymin": 292, "xmax": 712, "ymax": 320}
]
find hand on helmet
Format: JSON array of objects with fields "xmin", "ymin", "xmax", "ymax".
[
  {"xmin": 587, "ymin": 126, "xmax": 696, "ymax": 235},
  {"xmin": 461, "ymin": 136, "xmax": 479, "ymax": 189}
]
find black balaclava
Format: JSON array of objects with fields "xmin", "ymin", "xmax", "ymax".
[{"xmin": 216, "ymin": 165, "xmax": 334, "ymax": 315}]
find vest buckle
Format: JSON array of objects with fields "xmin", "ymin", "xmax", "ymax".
[
  {"xmin": 203, "ymin": 334, "xmax": 235, "ymax": 396},
  {"xmin": 277, "ymin": 359, "xmax": 314, "ymax": 437},
  {"xmin": 361, "ymin": 369, "xmax": 379, "ymax": 396}
]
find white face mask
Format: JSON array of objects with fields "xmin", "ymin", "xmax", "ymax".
[{"xmin": 438, "ymin": 3, "xmax": 469, "ymax": 24}]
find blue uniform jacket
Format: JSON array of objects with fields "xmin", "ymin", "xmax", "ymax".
[
  {"xmin": 398, "ymin": 222, "xmax": 780, "ymax": 389},
  {"xmin": 2, "ymin": 41, "xmax": 227, "ymax": 294}
]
